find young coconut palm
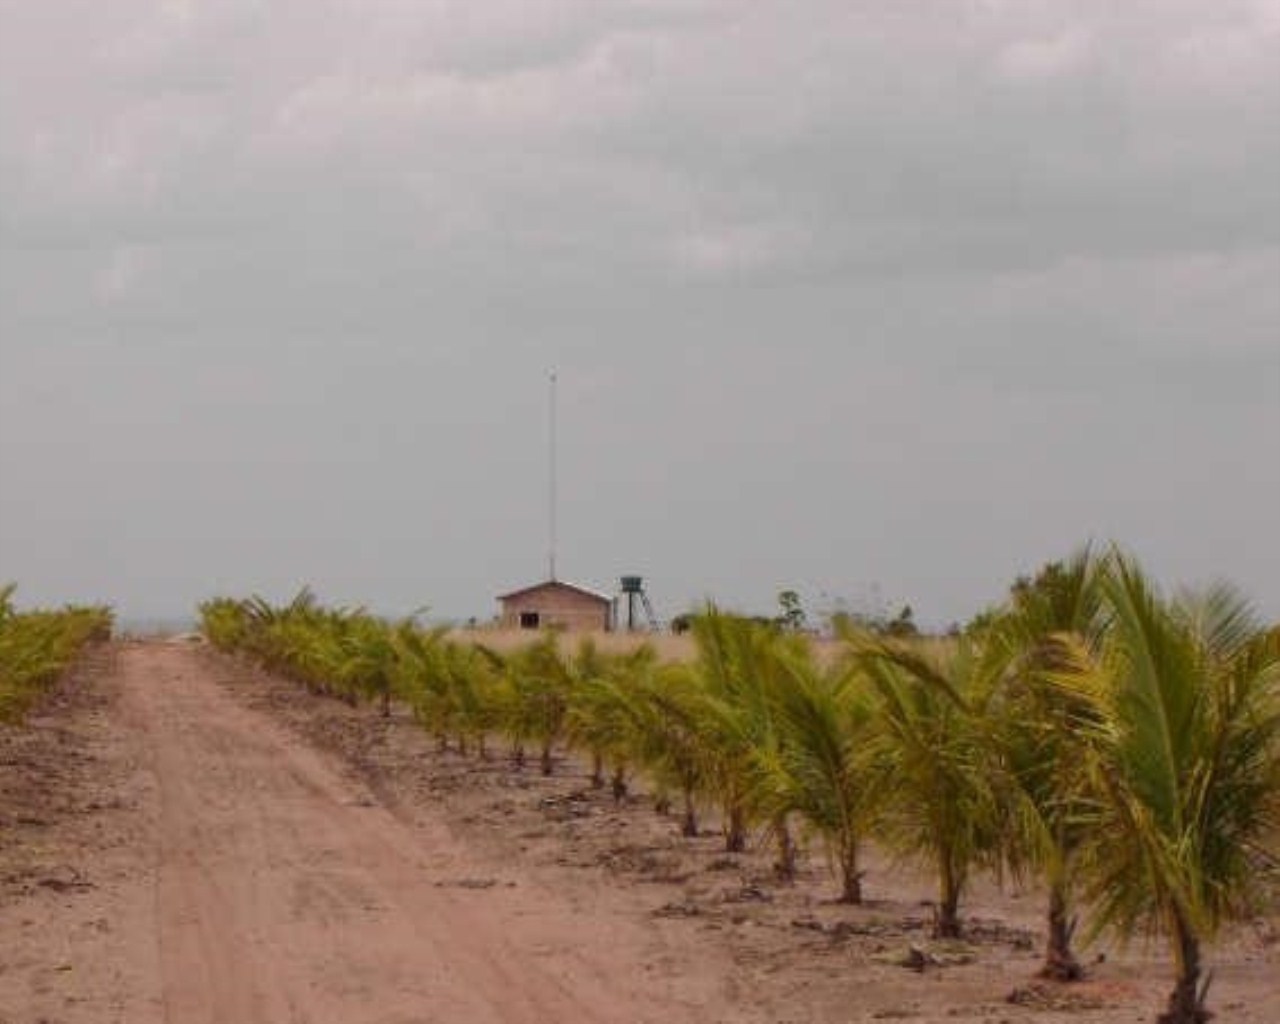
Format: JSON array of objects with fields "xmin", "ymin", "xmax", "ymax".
[
  {"xmin": 1057, "ymin": 555, "xmax": 1280, "ymax": 1024},
  {"xmin": 447, "ymin": 641, "xmax": 506, "ymax": 757},
  {"xmin": 688, "ymin": 611, "xmax": 793, "ymax": 854},
  {"xmin": 482, "ymin": 633, "xmax": 575, "ymax": 774},
  {"xmin": 987, "ymin": 546, "xmax": 1107, "ymax": 980},
  {"xmin": 336, "ymin": 613, "xmax": 400, "ymax": 716},
  {"xmin": 759, "ymin": 647, "xmax": 880, "ymax": 902},
  {"xmin": 199, "ymin": 597, "xmax": 250, "ymax": 651},
  {"xmin": 0, "ymin": 587, "xmax": 114, "ymax": 724},
  {"xmin": 564, "ymin": 641, "xmax": 655, "ymax": 795},
  {"xmin": 847, "ymin": 629, "xmax": 1011, "ymax": 938},
  {"xmin": 392, "ymin": 623, "xmax": 458, "ymax": 747},
  {"xmin": 471, "ymin": 644, "xmax": 530, "ymax": 767},
  {"xmin": 627, "ymin": 661, "xmax": 713, "ymax": 837}
]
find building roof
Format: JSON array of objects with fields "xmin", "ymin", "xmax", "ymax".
[{"xmin": 496, "ymin": 579, "xmax": 614, "ymax": 605}]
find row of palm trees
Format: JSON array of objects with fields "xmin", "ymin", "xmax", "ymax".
[
  {"xmin": 198, "ymin": 548, "xmax": 1279, "ymax": 1024},
  {"xmin": 0, "ymin": 584, "xmax": 113, "ymax": 724}
]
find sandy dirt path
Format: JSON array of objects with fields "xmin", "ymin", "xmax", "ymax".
[{"xmin": 2, "ymin": 642, "xmax": 743, "ymax": 1024}]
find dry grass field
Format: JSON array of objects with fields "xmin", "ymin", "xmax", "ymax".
[{"xmin": 447, "ymin": 626, "xmax": 853, "ymax": 665}]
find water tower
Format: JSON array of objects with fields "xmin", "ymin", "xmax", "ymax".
[{"xmin": 619, "ymin": 575, "xmax": 659, "ymax": 631}]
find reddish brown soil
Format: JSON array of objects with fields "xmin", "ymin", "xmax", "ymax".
[{"xmin": 1, "ymin": 640, "xmax": 1276, "ymax": 1023}]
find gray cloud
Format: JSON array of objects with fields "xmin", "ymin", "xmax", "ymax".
[{"xmin": 2, "ymin": 0, "xmax": 1278, "ymax": 626}]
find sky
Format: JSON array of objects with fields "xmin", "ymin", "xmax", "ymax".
[{"xmin": 2, "ymin": 0, "xmax": 1278, "ymax": 629}]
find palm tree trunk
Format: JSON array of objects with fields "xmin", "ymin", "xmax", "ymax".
[
  {"xmin": 773, "ymin": 814, "xmax": 797, "ymax": 881},
  {"xmin": 934, "ymin": 853, "xmax": 963, "ymax": 939},
  {"xmin": 681, "ymin": 786, "xmax": 698, "ymax": 837},
  {"xmin": 838, "ymin": 834, "xmax": 863, "ymax": 904},
  {"xmin": 1039, "ymin": 881, "xmax": 1083, "ymax": 981},
  {"xmin": 1158, "ymin": 907, "xmax": 1211, "ymax": 1024},
  {"xmin": 540, "ymin": 741, "xmax": 554, "ymax": 776},
  {"xmin": 724, "ymin": 803, "xmax": 747, "ymax": 853},
  {"xmin": 590, "ymin": 751, "xmax": 604, "ymax": 789},
  {"xmin": 610, "ymin": 764, "xmax": 628, "ymax": 803}
]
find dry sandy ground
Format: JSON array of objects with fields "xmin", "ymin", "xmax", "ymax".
[{"xmin": 1, "ymin": 641, "xmax": 1276, "ymax": 1024}]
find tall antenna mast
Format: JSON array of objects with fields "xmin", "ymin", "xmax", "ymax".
[{"xmin": 548, "ymin": 369, "xmax": 558, "ymax": 581}]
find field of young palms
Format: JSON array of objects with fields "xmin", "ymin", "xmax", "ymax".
[
  {"xmin": 0, "ymin": 584, "xmax": 113, "ymax": 724},
  {"xmin": 199, "ymin": 548, "xmax": 1279, "ymax": 1024}
]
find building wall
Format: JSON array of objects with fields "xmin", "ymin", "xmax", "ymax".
[{"xmin": 499, "ymin": 584, "xmax": 612, "ymax": 632}]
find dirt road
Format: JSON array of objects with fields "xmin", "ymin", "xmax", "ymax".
[{"xmin": 0, "ymin": 642, "xmax": 741, "ymax": 1024}]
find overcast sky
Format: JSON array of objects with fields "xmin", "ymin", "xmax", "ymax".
[{"xmin": 2, "ymin": 0, "xmax": 1278, "ymax": 628}]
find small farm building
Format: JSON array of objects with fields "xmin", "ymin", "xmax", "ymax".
[{"xmin": 497, "ymin": 580, "xmax": 613, "ymax": 632}]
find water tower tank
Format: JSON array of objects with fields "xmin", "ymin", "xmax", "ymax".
[{"xmin": 618, "ymin": 576, "xmax": 658, "ymax": 631}]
